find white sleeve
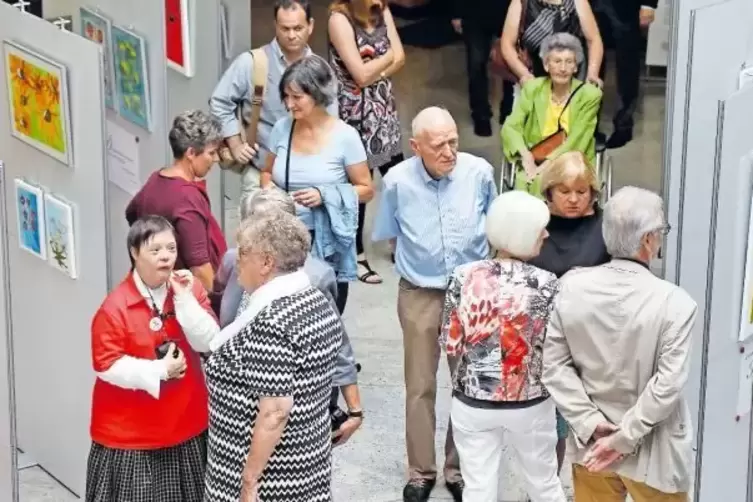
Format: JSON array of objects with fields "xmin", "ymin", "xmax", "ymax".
[
  {"xmin": 174, "ymin": 291, "xmax": 221, "ymax": 353},
  {"xmin": 96, "ymin": 356, "xmax": 168, "ymax": 399}
]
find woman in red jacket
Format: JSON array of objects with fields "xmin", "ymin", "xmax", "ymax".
[{"xmin": 86, "ymin": 215, "xmax": 220, "ymax": 502}]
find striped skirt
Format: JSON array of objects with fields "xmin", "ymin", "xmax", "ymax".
[{"xmin": 85, "ymin": 433, "xmax": 206, "ymax": 502}]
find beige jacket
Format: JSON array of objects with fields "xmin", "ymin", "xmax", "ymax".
[{"xmin": 542, "ymin": 259, "xmax": 697, "ymax": 494}]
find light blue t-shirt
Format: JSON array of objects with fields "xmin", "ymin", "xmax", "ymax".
[{"xmin": 269, "ymin": 116, "xmax": 367, "ymax": 228}]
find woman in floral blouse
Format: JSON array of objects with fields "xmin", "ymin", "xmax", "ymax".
[{"xmin": 441, "ymin": 191, "xmax": 567, "ymax": 502}]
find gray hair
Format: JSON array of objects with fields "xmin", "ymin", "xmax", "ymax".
[
  {"xmin": 237, "ymin": 212, "xmax": 310, "ymax": 274},
  {"xmin": 411, "ymin": 106, "xmax": 455, "ymax": 137},
  {"xmin": 602, "ymin": 186, "xmax": 664, "ymax": 258},
  {"xmin": 239, "ymin": 188, "xmax": 296, "ymax": 221},
  {"xmin": 539, "ymin": 32, "xmax": 585, "ymax": 66},
  {"xmin": 279, "ymin": 54, "xmax": 336, "ymax": 108},
  {"xmin": 168, "ymin": 109, "xmax": 223, "ymax": 159},
  {"xmin": 486, "ymin": 191, "xmax": 550, "ymax": 259}
]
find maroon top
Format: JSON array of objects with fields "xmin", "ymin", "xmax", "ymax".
[{"xmin": 125, "ymin": 172, "xmax": 227, "ymax": 272}]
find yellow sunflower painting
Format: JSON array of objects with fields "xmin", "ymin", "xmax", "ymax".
[{"xmin": 3, "ymin": 42, "xmax": 72, "ymax": 166}]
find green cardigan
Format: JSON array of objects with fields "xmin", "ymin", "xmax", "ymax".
[{"xmin": 501, "ymin": 77, "xmax": 602, "ymax": 166}]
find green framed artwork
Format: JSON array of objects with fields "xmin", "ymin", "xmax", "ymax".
[{"xmin": 111, "ymin": 25, "xmax": 152, "ymax": 130}]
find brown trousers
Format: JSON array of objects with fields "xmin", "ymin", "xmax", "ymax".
[
  {"xmin": 397, "ymin": 278, "xmax": 461, "ymax": 483},
  {"xmin": 573, "ymin": 464, "xmax": 688, "ymax": 502}
]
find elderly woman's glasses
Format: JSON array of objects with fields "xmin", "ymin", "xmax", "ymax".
[{"xmin": 656, "ymin": 224, "xmax": 671, "ymax": 236}]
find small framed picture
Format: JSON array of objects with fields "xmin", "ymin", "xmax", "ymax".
[
  {"xmin": 79, "ymin": 6, "xmax": 118, "ymax": 111},
  {"xmin": 43, "ymin": 193, "xmax": 78, "ymax": 279},
  {"xmin": 165, "ymin": 0, "xmax": 194, "ymax": 77},
  {"xmin": 14, "ymin": 179, "xmax": 46, "ymax": 260},
  {"xmin": 111, "ymin": 24, "xmax": 152, "ymax": 130}
]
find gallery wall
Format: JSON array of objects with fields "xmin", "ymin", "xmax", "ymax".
[
  {"xmin": 662, "ymin": 0, "xmax": 753, "ymax": 499},
  {"xmin": 0, "ymin": 3, "xmax": 108, "ymax": 495}
]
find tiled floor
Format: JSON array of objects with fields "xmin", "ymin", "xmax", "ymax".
[{"xmin": 18, "ymin": 0, "xmax": 666, "ymax": 500}]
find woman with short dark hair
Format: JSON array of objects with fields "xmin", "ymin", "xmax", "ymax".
[
  {"xmin": 86, "ymin": 215, "xmax": 219, "ymax": 502},
  {"xmin": 260, "ymin": 54, "xmax": 374, "ymax": 313},
  {"xmin": 126, "ymin": 110, "xmax": 226, "ymax": 313}
]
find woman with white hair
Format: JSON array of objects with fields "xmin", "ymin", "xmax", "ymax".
[
  {"xmin": 203, "ymin": 211, "xmax": 343, "ymax": 501},
  {"xmin": 260, "ymin": 54, "xmax": 375, "ymax": 314},
  {"xmin": 501, "ymin": 32, "xmax": 602, "ymax": 198},
  {"xmin": 441, "ymin": 191, "xmax": 567, "ymax": 502}
]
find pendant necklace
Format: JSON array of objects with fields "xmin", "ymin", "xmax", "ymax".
[{"xmin": 146, "ymin": 287, "xmax": 165, "ymax": 332}]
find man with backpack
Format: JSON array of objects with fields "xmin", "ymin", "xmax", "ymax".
[{"xmin": 209, "ymin": 0, "xmax": 337, "ymax": 196}]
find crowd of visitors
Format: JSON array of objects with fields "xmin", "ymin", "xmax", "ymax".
[{"xmin": 84, "ymin": 0, "xmax": 694, "ymax": 501}]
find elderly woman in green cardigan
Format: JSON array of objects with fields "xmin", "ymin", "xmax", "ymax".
[{"xmin": 501, "ymin": 33, "xmax": 602, "ymax": 198}]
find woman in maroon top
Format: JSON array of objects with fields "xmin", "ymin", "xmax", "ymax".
[{"xmin": 126, "ymin": 110, "xmax": 227, "ymax": 312}]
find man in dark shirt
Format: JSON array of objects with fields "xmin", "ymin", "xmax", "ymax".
[{"xmin": 126, "ymin": 110, "xmax": 227, "ymax": 311}]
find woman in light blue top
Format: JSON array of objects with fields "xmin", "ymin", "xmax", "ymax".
[{"xmin": 261, "ymin": 54, "xmax": 373, "ymax": 313}]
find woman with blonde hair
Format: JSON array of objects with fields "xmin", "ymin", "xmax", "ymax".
[
  {"xmin": 528, "ymin": 150, "xmax": 610, "ymax": 471},
  {"xmin": 328, "ymin": 0, "xmax": 405, "ymax": 285}
]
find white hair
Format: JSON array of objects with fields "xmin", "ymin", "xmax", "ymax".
[
  {"xmin": 486, "ymin": 191, "xmax": 550, "ymax": 258},
  {"xmin": 411, "ymin": 106, "xmax": 455, "ymax": 137},
  {"xmin": 239, "ymin": 188, "xmax": 296, "ymax": 220},
  {"xmin": 602, "ymin": 186, "xmax": 664, "ymax": 258},
  {"xmin": 539, "ymin": 32, "xmax": 585, "ymax": 66}
]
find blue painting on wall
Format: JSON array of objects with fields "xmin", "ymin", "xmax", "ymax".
[
  {"xmin": 111, "ymin": 25, "xmax": 152, "ymax": 130},
  {"xmin": 14, "ymin": 179, "xmax": 46, "ymax": 259}
]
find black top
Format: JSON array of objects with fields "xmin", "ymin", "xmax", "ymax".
[{"xmin": 528, "ymin": 209, "xmax": 611, "ymax": 278}]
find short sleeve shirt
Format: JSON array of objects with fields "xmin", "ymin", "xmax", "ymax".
[{"xmin": 268, "ymin": 116, "xmax": 367, "ymax": 229}]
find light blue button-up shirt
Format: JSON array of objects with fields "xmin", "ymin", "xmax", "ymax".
[
  {"xmin": 208, "ymin": 38, "xmax": 338, "ymax": 169},
  {"xmin": 372, "ymin": 153, "xmax": 497, "ymax": 289}
]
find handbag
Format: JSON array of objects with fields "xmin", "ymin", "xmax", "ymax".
[
  {"xmin": 529, "ymin": 82, "xmax": 585, "ymax": 164},
  {"xmin": 489, "ymin": 0, "xmax": 530, "ymax": 82},
  {"xmin": 217, "ymin": 48, "xmax": 269, "ymax": 173}
]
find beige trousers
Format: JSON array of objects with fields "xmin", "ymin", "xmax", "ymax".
[
  {"xmin": 573, "ymin": 464, "xmax": 688, "ymax": 502},
  {"xmin": 397, "ymin": 278, "xmax": 461, "ymax": 483}
]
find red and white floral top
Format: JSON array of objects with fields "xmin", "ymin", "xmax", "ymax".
[{"xmin": 441, "ymin": 259, "xmax": 559, "ymax": 403}]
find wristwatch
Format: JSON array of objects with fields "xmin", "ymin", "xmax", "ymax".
[{"xmin": 348, "ymin": 409, "xmax": 364, "ymax": 419}]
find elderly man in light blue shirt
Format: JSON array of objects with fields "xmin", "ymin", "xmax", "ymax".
[
  {"xmin": 208, "ymin": 0, "xmax": 336, "ymax": 196},
  {"xmin": 372, "ymin": 106, "xmax": 497, "ymax": 502}
]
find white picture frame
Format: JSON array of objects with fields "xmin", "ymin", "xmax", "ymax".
[
  {"xmin": 166, "ymin": 0, "xmax": 194, "ymax": 77},
  {"xmin": 43, "ymin": 193, "xmax": 78, "ymax": 279},
  {"xmin": 14, "ymin": 179, "xmax": 47, "ymax": 260},
  {"xmin": 3, "ymin": 41, "xmax": 74, "ymax": 166},
  {"xmin": 79, "ymin": 6, "xmax": 118, "ymax": 111}
]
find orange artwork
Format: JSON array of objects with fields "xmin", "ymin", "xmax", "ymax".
[{"xmin": 3, "ymin": 41, "xmax": 72, "ymax": 166}]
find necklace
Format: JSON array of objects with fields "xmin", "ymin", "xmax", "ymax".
[{"xmin": 145, "ymin": 286, "xmax": 173, "ymax": 332}]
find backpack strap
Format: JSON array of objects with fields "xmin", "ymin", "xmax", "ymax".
[{"xmin": 239, "ymin": 48, "xmax": 269, "ymax": 152}]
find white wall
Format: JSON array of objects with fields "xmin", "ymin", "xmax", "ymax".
[
  {"xmin": 662, "ymin": 0, "xmax": 753, "ymax": 499},
  {"xmin": 0, "ymin": 3, "xmax": 108, "ymax": 495}
]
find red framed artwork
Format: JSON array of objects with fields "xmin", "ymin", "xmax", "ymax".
[{"xmin": 165, "ymin": 0, "xmax": 194, "ymax": 76}]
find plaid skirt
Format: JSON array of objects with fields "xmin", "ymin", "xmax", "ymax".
[{"xmin": 85, "ymin": 433, "xmax": 207, "ymax": 502}]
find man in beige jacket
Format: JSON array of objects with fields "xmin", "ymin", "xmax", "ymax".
[{"xmin": 542, "ymin": 186, "xmax": 697, "ymax": 502}]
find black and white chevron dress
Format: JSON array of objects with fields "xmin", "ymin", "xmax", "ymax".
[{"xmin": 203, "ymin": 287, "xmax": 342, "ymax": 502}]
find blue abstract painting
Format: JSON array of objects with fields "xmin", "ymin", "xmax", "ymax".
[
  {"xmin": 14, "ymin": 179, "xmax": 46, "ymax": 259},
  {"xmin": 111, "ymin": 25, "xmax": 152, "ymax": 130}
]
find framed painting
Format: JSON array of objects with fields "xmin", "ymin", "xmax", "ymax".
[
  {"xmin": 111, "ymin": 25, "xmax": 152, "ymax": 130},
  {"xmin": 165, "ymin": 0, "xmax": 194, "ymax": 77},
  {"xmin": 14, "ymin": 179, "xmax": 46, "ymax": 260},
  {"xmin": 3, "ymin": 41, "xmax": 73, "ymax": 166},
  {"xmin": 43, "ymin": 193, "xmax": 78, "ymax": 279},
  {"xmin": 79, "ymin": 7, "xmax": 117, "ymax": 111}
]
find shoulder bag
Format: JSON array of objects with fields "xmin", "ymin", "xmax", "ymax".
[
  {"xmin": 218, "ymin": 47, "xmax": 269, "ymax": 173},
  {"xmin": 490, "ymin": 0, "xmax": 531, "ymax": 82},
  {"xmin": 530, "ymin": 82, "xmax": 585, "ymax": 164}
]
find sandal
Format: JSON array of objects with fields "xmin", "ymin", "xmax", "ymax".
[{"xmin": 357, "ymin": 259, "xmax": 383, "ymax": 284}]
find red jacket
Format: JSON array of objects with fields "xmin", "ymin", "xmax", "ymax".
[{"xmin": 89, "ymin": 274, "xmax": 211, "ymax": 450}]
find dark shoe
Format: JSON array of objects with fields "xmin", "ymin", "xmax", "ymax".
[
  {"xmin": 403, "ymin": 478, "xmax": 436, "ymax": 502},
  {"xmin": 445, "ymin": 479, "xmax": 464, "ymax": 502},
  {"xmin": 594, "ymin": 130, "xmax": 607, "ymax": 147},
  {"xmin": 473, "ymin": 119, "xmax": 492, "ymax": 137},
  {"xmin": 606, "ymin": 129, "xmax": 633, "ymax": 149}
]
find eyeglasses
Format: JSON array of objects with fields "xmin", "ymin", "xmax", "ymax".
[{"xmin": 655, "ymin": 223, "xmax": 672, "ymax": 236}]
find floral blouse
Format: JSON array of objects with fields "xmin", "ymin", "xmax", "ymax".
[{"xmin": 441, "ymin": 259, "xmax": 559, "ymax": 403}]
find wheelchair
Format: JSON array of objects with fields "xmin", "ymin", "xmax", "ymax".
[{"xmin": 497, "ymin": 144, "xmax": 613, "ymax": 205}]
